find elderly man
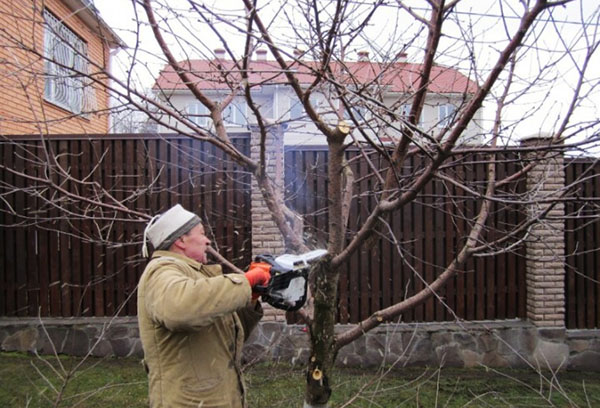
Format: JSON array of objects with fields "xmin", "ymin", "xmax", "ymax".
[{"xmin": 138, "ymin": 204, "xmax": 271, "ymax": 407}]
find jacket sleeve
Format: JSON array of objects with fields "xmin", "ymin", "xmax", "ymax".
[
  {"xmin": 143, "ymin": 262, "xmax": 252, "ymax": 331},
  {"xmin": 237, "ymin": 301, "xmax": 264, "ymax": 341}
]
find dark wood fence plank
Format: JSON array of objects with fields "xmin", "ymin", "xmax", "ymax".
[
  {"xmin": 464, "ymin": 162, "xmax": 476, "ymax": 321},
  {"xmin": 70, "ymin": 139, "xmax": 82, "ymax": 316},
  {"xmin": 584, "ymin": 170, "xmax": 594, "ymax": 328},
  {"xmin": 6, "ymin": 143, "xmax": 17, "ymax": 315},
  {"xmin": 347, "ymin": 153, "xmax": 360, "ymax": 323},
  {"xmin": 79, "ymin": 139, "xmax": 93, "ymax": 316},
  {"xmin": 57, "ymin": 140, "xmax": 70, "ymax": 317},
  {"xmin": 506, "ymin": 159, "xmax": 518, "ymax": 319},
  {"xmin": 496, "ymin": 156, "xmax": 507, "ymax": 320},
  {"xmin": 14, "ymin": 142, "xmax": 27, "ymax": 316},
  {"xmin": 0, "ymin": 141, "xmax": 9, "ymax": 315},
  {"xmin": 90, "ymin": 139, "xmax": 104, "ymax": 316},
  {"xmin": 454, "ymin": 163, "xmax": 467, "ymax": 319},
  {"xmin": 26, "ymin": 145, "xmax": 40, "ymax": 316},
  {"xmin": 423, "ymin": 173, "xmax": 434, "ymax": 321},
  {"xmin": 104, "ymin": 139, "xmax": 115, "ymax": 316},
  {"xmin": 114, "ymin": 139, "xmax": 126, "ymax": 316},
  {"xmin": 576, "ymin": 163, "xmax": 587, "ymax": 328},
  {"xmin": 381, "ymin": 209, "xmax": 392, "ymax": 311},
  {"xmin": 433, "ymin": 179, "xmax": 445, "ymax": 321},
  {"xmin": 444, "ymin": 175, "xmax": 457, "ymax": 319},
  {"xmin": 413, "ymin": 155, "xmax": 424, "ymax": 322},
  {"xmin": 123, "ymin": 138, "xmax": 136, "ymax": 315},
  {"xmin": 595, "ymin": 166, "xmax": 600, "ymax": 328}
]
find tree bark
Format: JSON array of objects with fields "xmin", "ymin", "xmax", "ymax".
[{"xmin": 304, "ymin": 257, "xmax": 338, "ymax": 407}]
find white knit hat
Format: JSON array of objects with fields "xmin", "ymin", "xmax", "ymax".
[{"xmin": 142, "ymin": 204, "xmax": 201, "ymax": 257}]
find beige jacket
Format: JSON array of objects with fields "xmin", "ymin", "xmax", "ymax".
[{"xmin": 137, "ymin": 251, "xmax": 262, "ymax": 407}]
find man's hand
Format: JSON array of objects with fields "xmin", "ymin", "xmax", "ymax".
[{"xmin": 244, "ymin": 262, "xmax": 272, "ymax": 300}]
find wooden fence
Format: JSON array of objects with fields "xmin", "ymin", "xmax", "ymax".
[
  {"xmin": 285, "ymin": 147, "xmax": 529, "ymax": 324},
  {"xmin": 565, "ymin": 157, "xmax": 600, "ymax": 329},
  {"xmin": 0, "ymin": 134, "xmax": 252, "ymax": 317},
  {"xmin": 1, "ymin": 135, "xmax": 599, "ymax": 328}
]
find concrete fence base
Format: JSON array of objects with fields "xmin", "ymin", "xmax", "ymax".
[{"xmin": 1, "ymin": 318, "xmax": 598, "ymax": 371}]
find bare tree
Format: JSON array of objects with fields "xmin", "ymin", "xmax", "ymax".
[{"xmin": 2, "ymin": 0, "xmax": 600, "ymax": 406}]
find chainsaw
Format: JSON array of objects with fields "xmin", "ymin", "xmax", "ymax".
[{"xmin": 253, "ymin": 249, "xmax": 327, "ymax": 311}]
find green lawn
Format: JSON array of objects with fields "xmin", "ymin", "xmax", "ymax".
[{"xmin": 1, "ymin": 352, "xmax": 599, "ymax": 407}]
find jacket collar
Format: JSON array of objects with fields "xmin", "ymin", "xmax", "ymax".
[
  {"xmin": 152, "ymin": 250, "xmax": 201, "ymax": 268},
  {"xmin": 151, "ymin": 250, "xmax": 222, "ymax": 277}
]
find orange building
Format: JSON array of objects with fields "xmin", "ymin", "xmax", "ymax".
[{"xmin": 0, "ymin": 0, "xmax": 122, "ymax": 135}]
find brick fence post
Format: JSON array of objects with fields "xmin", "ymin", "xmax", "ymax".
[
  {"xmin": 250, "ymin": 125, "xmax": 287, "ymax": 321},
  {"xmin": 521, "ymin": 134, "xmax": 565, "ymax": 328}
]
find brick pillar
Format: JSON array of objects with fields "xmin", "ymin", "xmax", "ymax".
[
  {"xmin": 521, "ymin": 134, "xmax": 565, "ymax": 328},
  {"xmin": 250, "ymin": 125, "xmax": 287, "ymax": 321},
  {"xmin": 250, "ymin": 125, "xmax": 286, "ymax": 257}
]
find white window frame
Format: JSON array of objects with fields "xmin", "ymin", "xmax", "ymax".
[
  {"xmin": 438, "ymin": 104, "xmax": 456, "ymax": 128},
  {"xmin": 43, "ymin": 9, "xmax": 90, "ymax": 114},
  {"xmin": 187, "ymin": 103, "xmax": 209, "ymax": 126}
]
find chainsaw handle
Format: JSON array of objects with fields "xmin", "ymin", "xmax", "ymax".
[
  {"xmin": 254, "ymin": 254, "xmax": 276, "ymax": 265},
  {"xmin": 249, "ymin": 255, "xmax": 276, "ymax": 296},
  {"xmin": 253, "ymin": 284, "xmax": 269, "ymax": 295}
]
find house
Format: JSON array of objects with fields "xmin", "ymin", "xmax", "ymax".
[
  {"xmin": 153, "ymin": 49, "xmax": 482, "ymax": 145},
  {"xmin": 0, "ymin": 0, "xmax": 123, "ymax": 135}
]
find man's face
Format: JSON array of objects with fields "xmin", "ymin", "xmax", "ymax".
[{"xmin": 180, "ymin": 224, "xmax": 211, "ymax": 263}]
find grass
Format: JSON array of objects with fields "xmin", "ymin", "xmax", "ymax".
[{"xmin": 1, "ymin": 352, "xmax": 599, "ymax": 407}]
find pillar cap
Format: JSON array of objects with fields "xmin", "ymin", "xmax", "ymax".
[
  {"xmin": 521, "ymin": 132, "xmax": 553, "ymax": 141},
  {"xmin": 520, "ymin": 132, "xmax": 562, "ymax": 147}
]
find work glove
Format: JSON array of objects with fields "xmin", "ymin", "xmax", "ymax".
[{"xmin": 244, "ymin": 262, "xmax": 272, "ymax": 300}]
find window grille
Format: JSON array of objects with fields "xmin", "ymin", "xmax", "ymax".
[{"xmin": 43, "ymin": 9, "xmax": 94, "ymax": 114}]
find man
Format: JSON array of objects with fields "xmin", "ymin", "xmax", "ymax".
[{"xmin": 138, "ymin": 204, "xmax": 271, "ymax": 407}]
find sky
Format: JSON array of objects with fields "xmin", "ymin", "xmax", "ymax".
[{"xmin": 94, "ymin": 0, "xmax": 600, "ymax": 146}]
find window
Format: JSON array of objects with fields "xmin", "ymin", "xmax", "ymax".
[
  {"xmin": 188, "ymin": 100, "xmax": 247, "ymax": 127},
  {"xmin": 187, "ymin": 103, "xmax": 209, "ymax": 126},
  {"xmin": 290, "ymin": 98, "xmax": 304, "ymax": 121},
  {"xmin": 343, "ymin": 105, "xmax": 367, "ymax": 123},
  {"xmin": 401, "ymin": 104, "xmax": 411, "ymax": 118},
  {"xmin": 289, "ymin": 95, "xmax": 320, "ymax": 121},
  {"xmin": 438, "ymin": 104, "xmax": 456, "ymax": 128},
  {"xmin": 223, "ymin": 100, "xmax": 247, "ymax": 126},
  {"xmin": 400, "ymin": 104, "xmax": 423, "ymax": 126},
  {"xmin": 43, "ymin": 9, "xmax": 91, "ymax": 114}
]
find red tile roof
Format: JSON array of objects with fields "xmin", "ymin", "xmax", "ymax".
[{"xmin": 154, "ymin": 59, "xmax": 478, "ymax": 94}]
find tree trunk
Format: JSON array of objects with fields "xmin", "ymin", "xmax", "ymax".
[{"xmin": 304, "ymin": 258, "xmax": 338, "ymax": 407}]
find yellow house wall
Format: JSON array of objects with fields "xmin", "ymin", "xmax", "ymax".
[{"xmin": 0, "ymin": 0, "xmax": 112, "ymax": 135}]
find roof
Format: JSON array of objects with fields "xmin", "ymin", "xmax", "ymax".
[
  {"xmin": 153, "ymin": 57, "xmax": 478, "ymax": 95},
  {"xmin": 62, "ymin": 0, "xmax": 125, "ymax": 48}
]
